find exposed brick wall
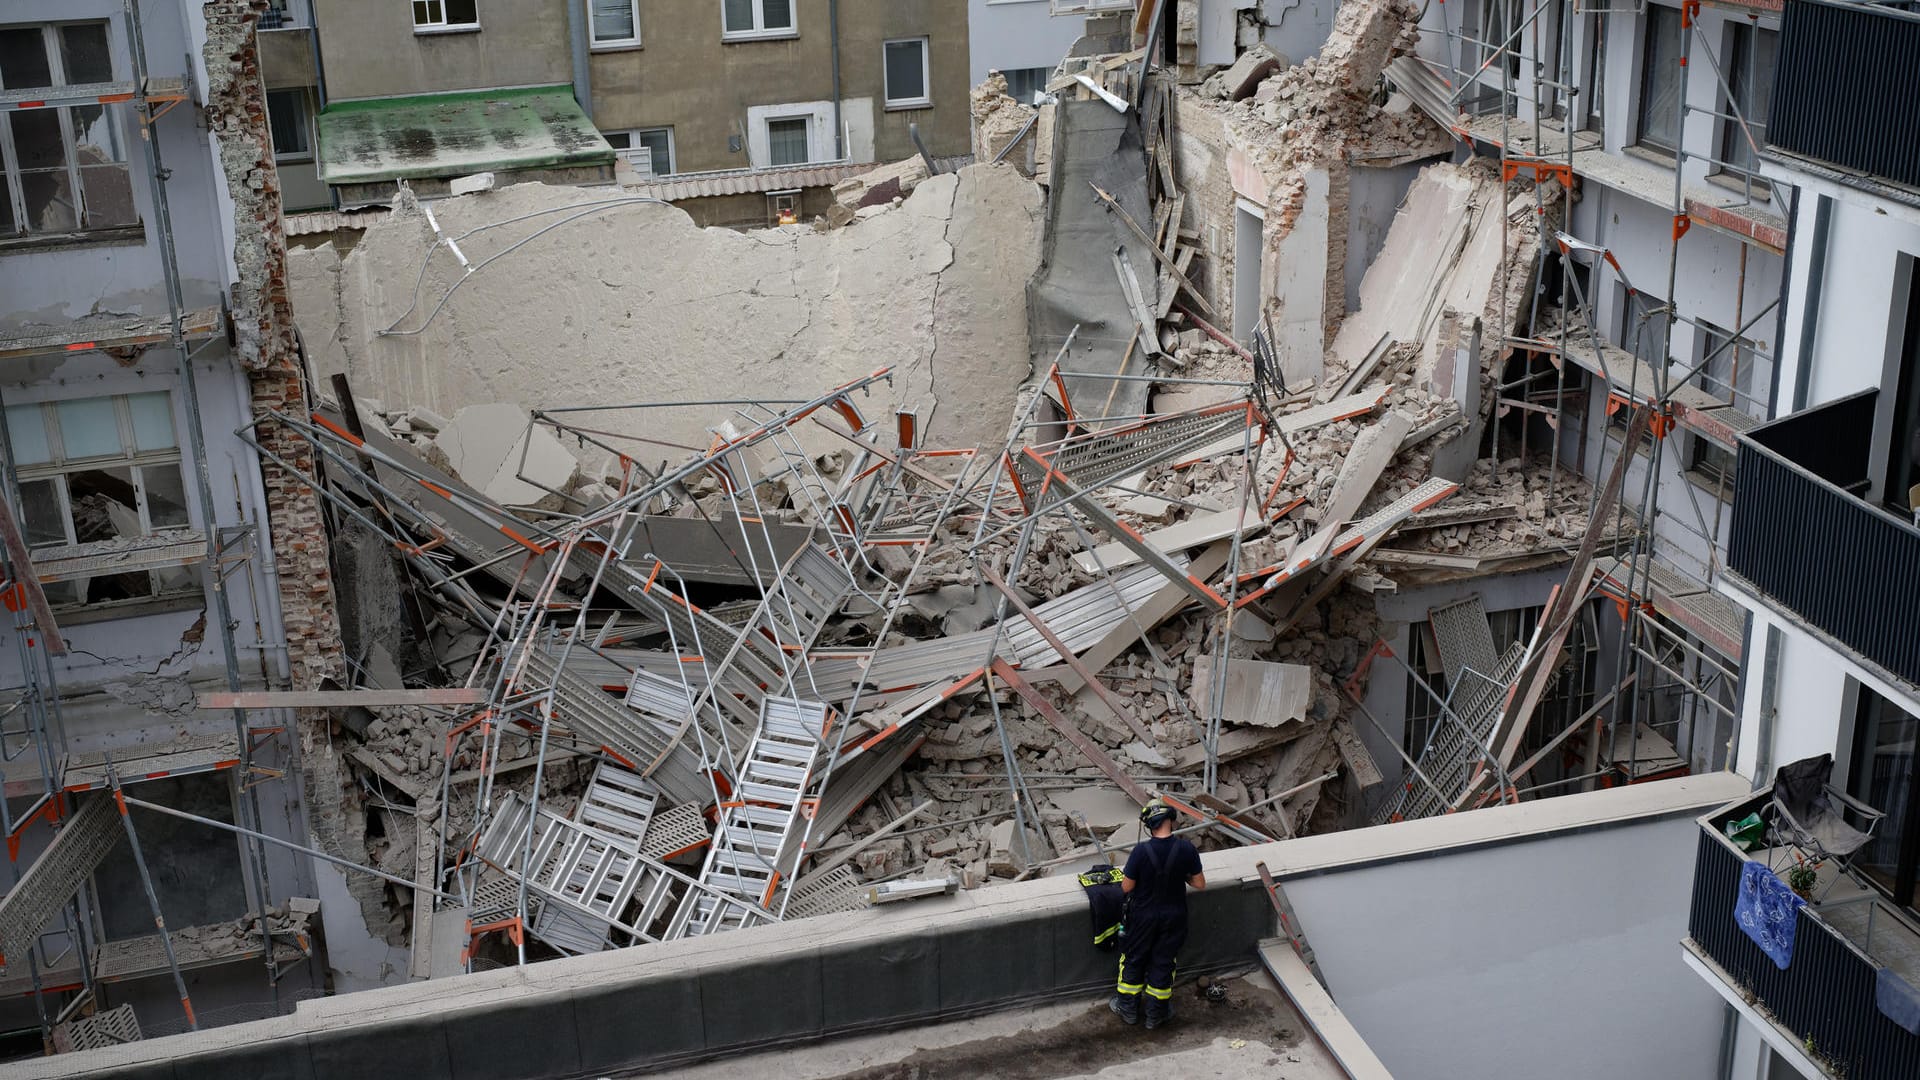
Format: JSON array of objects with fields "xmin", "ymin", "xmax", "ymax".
[{"xmin": 201, "ymin": 0, "xmax": 342, "ymax": 695}]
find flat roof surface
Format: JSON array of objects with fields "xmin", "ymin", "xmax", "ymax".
[
  {"xmin": 646, "ymin": 968, "xmax": 1347, "ymax": 1080},
  {"xmin": 317, "ymin": 85, "xmax": 613, "ymax": 185}
]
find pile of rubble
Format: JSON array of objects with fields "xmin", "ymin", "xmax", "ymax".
[{"xmin": 268, "ymin": 0, "xmax": 1618, "ymax": 976}]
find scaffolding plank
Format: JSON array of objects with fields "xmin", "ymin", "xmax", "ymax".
[
  {"xmin": 1427, "ymin": 595, "xmax": 1499, "ymax": 689},
  {"xmin": 1593, "ymin": 555, "xmax": 1746, "ymax": 661},
  {"xmin": 0, "ymin": 307, "xmax": 222, "ymax": 361},
  {"xmin": 1070, "ymin": 505, "xmax": 1258, "ymax": 574},
  {"xmin": 59, "ymin": 735, "xmax": 243, "ymax": 794},
  {"xmin": 197, "ymin": 688, "xmax": 487, "ymax": 708},
  {"xmin": 0, "ymin": 798, "xmax": 121, "ymax": 964},
  {"xmin": 30, "ymin": 530, "xmax": 206, "ymax": 583}
]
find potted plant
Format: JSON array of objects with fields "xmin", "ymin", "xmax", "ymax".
[{"xmin": 1785, "ymin": 856, "xmax": 1820, "ymax": 902}]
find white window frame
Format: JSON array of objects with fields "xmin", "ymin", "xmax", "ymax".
[
  {"xmin": 412, "ymin": 0, "xmax": 480, "ymax": 33},
  {"xmin": 0, "ymin": 21, "xmax": 139, "ymax": 239},
  {"xmin": 882, "ymin": 37, "xmax": 931, "ymax": 109},
  {"xmin": 606, "ymin": 127, "xmax": 674, "ymax": 177},
  {"xmin": 763, "ymin": 115, "xmax": 812, "ymax": 168},
  {"xmin": 588, "ymin": 0, "xmax": 641, "ymax": 49},
  {"xmin": 747, "ymin": 101, "xmax": 838, "ymax": 168},
  {"xmin": 721, "ymin": 0, "xmax": 798, "ymax": 42},
  {"xmin": 5, "ymin": 391, "xmax": 201, "ymax": 610}
]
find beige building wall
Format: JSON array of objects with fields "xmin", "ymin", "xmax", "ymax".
[
  {"xmin": 589, "ymin": 0, "xmax": 971, "ymax": 174},
  {"xmin": 316, "ymin": 0, "xmax": 573, "ymax": 101}
]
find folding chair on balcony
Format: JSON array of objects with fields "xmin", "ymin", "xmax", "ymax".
[{"xmin": 1763, "ymin": 753, "xmax": 1886, "ymax": 904}]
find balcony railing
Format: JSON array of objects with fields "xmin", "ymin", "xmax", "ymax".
[
  {"xmin": 1768, "ymin": 0, "xmax": 1920, "ymax": 193},
  {"xmin": 1687, "ymin": 793, "xmax": 1920, "ymax": 1079},
  {"xmin": 1728, "ymin": 390, "xmax": 1920, "ymax": 687}
]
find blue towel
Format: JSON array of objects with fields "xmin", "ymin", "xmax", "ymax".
[
  {"xmin": 1735, "ymin": 860, "xmax": 1804, "ymax": 969},
  {"xmin": 1877, "ymin": 967, "xmax": 1920, "ymax": 1036}
]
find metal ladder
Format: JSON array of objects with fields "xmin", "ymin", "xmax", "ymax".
[
  {"xmin": 678, "ymin": 697, "xmax": 829, "ymax": 924},
  {"xmin": 1375, "ymin": 642, "xmax": 1527, "ymax": 823},
  {"xmin": 475, "ymin": 792, "xmax": 670, "ymax": 954},
  {"xmin": 575, "ymin": 760, "xmax": 659, "ymax": 849}
]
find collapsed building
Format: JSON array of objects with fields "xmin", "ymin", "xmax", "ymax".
[{"xmin": 0, "ymin": 0, "xmax": 1784, "ymax": 1069}]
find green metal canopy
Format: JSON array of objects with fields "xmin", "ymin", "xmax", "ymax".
[{"xmin": 317, "ymin": 85, "xmax": 613, "ymax": 186}]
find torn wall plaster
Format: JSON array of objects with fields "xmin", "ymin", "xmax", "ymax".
[{"xmin": 288, "ymin": 166, "xmax": 1046, "ymax": 458}]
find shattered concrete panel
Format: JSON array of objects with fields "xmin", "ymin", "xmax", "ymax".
[
  {"xmin": 1327, "ymin": 161, "xmax": 1561, "ymax": 398},
  {"xmin": 290, "ymin": 165, "xmax": 1043, "ymax": 456},
  {"xmin": 1269, "ymin": 168, "xmax": 1330, "ymax": 385}
]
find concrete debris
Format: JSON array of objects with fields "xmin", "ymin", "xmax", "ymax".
[
  {"xmin": 830, "ymin": 155, "xmax": 932, "ymax": 218},
  {"xmin": 434, "ymin": 403, "xmax": 578, "ymax": 510},
  {"xmin": 1205, "ymin": 43, "xmax": 1283, "ymax": 102},
  {"xmin": 970, "ymin": 72, "xmax": 1039, "ymax": 174},
  {"xmin": 238, "ymin": 0, "xmax": 1635, "ymax": 989}
]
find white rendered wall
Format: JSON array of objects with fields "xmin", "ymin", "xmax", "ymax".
[
  {"xmin": 1286, "ymin": 805, "xmax": 1727, "ymax": 1080},
  {"xmin": 968, "ymin": 0, "xmax": 1088, "ymax": 86}
]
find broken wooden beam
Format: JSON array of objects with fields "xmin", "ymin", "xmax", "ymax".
[{"xmin": 1090, "ymin": 182, "xmax": 1215, "ymax": 316}]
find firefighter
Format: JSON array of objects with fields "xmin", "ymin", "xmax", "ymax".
[{"xmin": 1110, "ymin": 799, "xmax": 1206, "ymax": 1029}]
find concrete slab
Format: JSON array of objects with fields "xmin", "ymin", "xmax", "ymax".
[
  {"xmin": 434, "ymin": 403, "xmax": 577, "ymax": 508},
  {"xmin": 1048, "ymin": 788, "xmax": 1143, "ymax": 832},
  {"xmin": 646, "ymin": 968, "xmax": 1343, "ymax": 1080},
  {"xmin": 1188, "ymin": 654, "xmax": 1313, "ymax": 728}
]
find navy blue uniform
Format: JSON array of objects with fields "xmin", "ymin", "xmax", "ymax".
[{"xmin": 1116, "ymin": 835, "xmax": 1203, "ymax": 1009}]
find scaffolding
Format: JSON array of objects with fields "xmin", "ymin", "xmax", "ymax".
[
  {"xmin": 0, "ymin": 1, "xmax": 339, "ymax": 1051},
  {"xmin": 1372, "ymin": 0, "xmax": 1781, "ymax": 812}
]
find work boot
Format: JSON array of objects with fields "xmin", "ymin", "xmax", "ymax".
[
  {"xmin": 1109, "ymin": 993, "xmax": 1140, "ymax": 1025},
  {"xmin": 1143, "ymin": 996, "xmax": 1173, "ymax": 1030}
]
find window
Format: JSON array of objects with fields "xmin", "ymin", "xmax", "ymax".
[
  {"xmin": 766, "ymin": 116, "xmax": 810, "ymax": 167},
  {"xmin": 605, "ymin": 127, "xmax": 672, "ymax": 177},
  {"xmin": 1402, "ymin": 623, "xmax": 1447, "ymax": 759},
  {"xmin": 1846, "ymin": 681, "xmax": 1920, "ymax": 913},
  {"xmin": 1637, "ymin": 4, "xmax": 1683, "ymax": 154},
  {"xmin": 412, "ymin": 0, "xmax": 478, "ymax": 31},
  {"xmin": 1717, "ymin": 23, "xmax": 1777, "ymax": 185},
  {"xmin": 1581, "ymin": 13, "xmax": 1608, "ymax": 133},
  {"xmin": 266, "ymin": 89, "xmax": 310, "ymax": 161},
  {"xmin": 1477, "ymin": 0, "xmax": 1522, "ymax": 81},
  {"xmin": 722, "ymin": 0, "xmax": 795, "ymax": 40},
  {"xmin": 1693, "ymin": 319, "xmax": 1759, "ymax": 410},
  {"xmin": 0, "ymin": 22, "xmax": 137, "ymax": 238},
  {"xmin": 94, "ymin": 774, "xmax": 247, "ymax": 941},
  {"xmin": 883, "ymin": 38, "xmax": 930, "ymax": 108},
  {"xmin": 768, "ymin": 189, "xmax": 800, "ymax": 226},
  {"xmin": 590, "ymin": 0, "xmax": 640, "ymax": 48},
  {"xmin": 5, "ymin": 392, "xmax": 197, "ymax": 607},
  {"xmin": 999, "ymin": 67, "xmax": 1051, "ymax": 103}
]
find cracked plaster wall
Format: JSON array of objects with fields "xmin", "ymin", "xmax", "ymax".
[{"xmin": 289, "ymin": 165, "xmax": 1046, "ymax": 456}]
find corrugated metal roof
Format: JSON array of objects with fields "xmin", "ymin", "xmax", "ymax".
[
  {"xmin": 620, "ymin": 156, "xmax": 976, "ymax": 202},
  {"xmin": 621, "ymin": 162, "xmax": 872, "ymax": 201}
]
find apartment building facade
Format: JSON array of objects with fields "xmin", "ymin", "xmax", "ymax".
[
  {"xmin": 1680, "ymin": 2, "xmax": 1920, "ymax": 1076},
  {"xmin": 968, "ymin": 0, "xmax": 1090, "ymax": 100},
  {"xmin": 1398, "ymin": 0, "xmax": 1794, "ymax": 785},
  {"xmin": 269, "ymin": 2, "xmax": 974, "ymax": 224},
  {"xmin": 0, "ymin": 0, "xmax": 343, "ymax": 1044}
]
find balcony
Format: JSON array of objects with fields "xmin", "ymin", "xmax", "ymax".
[
  {"xmin": 1728, "ymin": 390, "xmax": 1920, "ymax": 688},
  {"xmin": 1767, "ymin": 0, "xmax": 1920, "ymax": 196},
  {"xmin": 1686, "ymin": 791, "xmax": 1920, "ymax": 1078}
]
